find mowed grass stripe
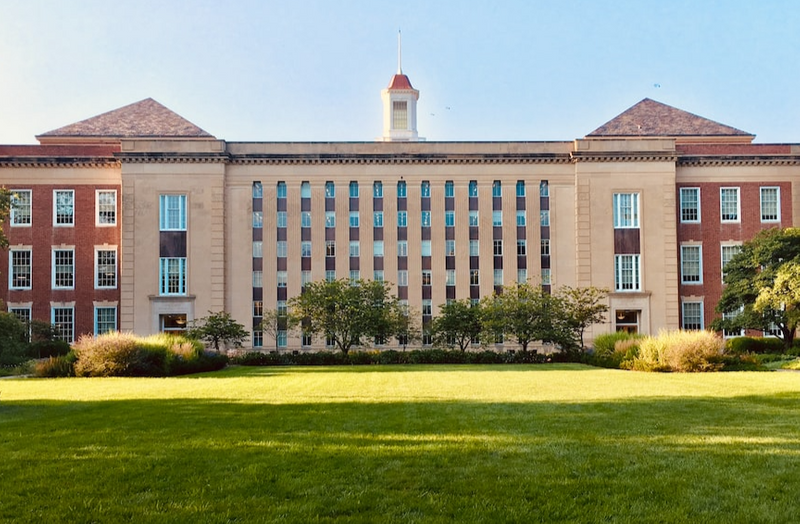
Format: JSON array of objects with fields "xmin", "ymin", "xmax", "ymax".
[{"xmin": 1, "ymin": 365, "xmax": 799, "ymax": 523}]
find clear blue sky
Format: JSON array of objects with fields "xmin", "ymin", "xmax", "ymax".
[{"xmin": 1, "ymin": 0, "xmax": 798, "ymax": 144}]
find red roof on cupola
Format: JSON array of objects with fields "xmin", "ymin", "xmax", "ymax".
[{"xmin": 387, "ymin": 74, "xmax": 414, "ymax": 90}]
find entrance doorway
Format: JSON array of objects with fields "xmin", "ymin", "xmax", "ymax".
[
  {"xmin": 615, "ymin": 310, "xmax": 640, "ymax": 333},
  {"xmin": 160, "ymin": 314, "xmax": 187, "ymax": 333}
]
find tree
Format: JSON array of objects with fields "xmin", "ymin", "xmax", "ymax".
[
  {"xmin": 0, "ymin": 311, "xmax": 29, "ymax": 366},
  {"xmin": 258, "ymin": 308, "xmax": 298, "ymax": 351},
  {"xmin": 430, "ymin": 299, "xmax": 482, "ymax": 351},
  {"xmin": 187, "ymin": 311, "xmax": 249, "ymax": 352},
  {"xmin": 558, "ymin": 285, "xmax": 609, "ymax": 351},
  {"xmin": 713, "ymin": 227, "xmax": 800, "ymax": 348},
  {"xmin": 0, "ymin": 187, "xmax": 11, "ymax": 250},
  {"xmin": 289, "ymin": 278, "xmax": 407, "ymax": 355},
  {"xmin": 481, "ymin": 282, "xmax": 574, "ymax": 352}
]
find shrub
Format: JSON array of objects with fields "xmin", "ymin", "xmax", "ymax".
[
  {"xmin": 375, "ymin": 350, "xmax": 409, "ymax": 365},
  {"xmin": 347, "ymin": 350, "xmax": 380, "ymax": 366},
  {"xmin": 27, "ymin": 339, "xmax": 71, "ymax": 359},
  {"xmin": 726, "ymin": 337, "xmax": 786, "ymax": 355},
  {"xmin": 588, "ymin": 332, "xmax": 641, "ymax": 368},
  {"xmin": 231, "ymin": 352, "xmax": 288, "ymax": 366},
  {"xmin": 0, "ymin": 312, "xmax": 30, "ymax": 367},
  {"xmin": 34, "ymin": 352, "xmax": 77, "ymax": 378},
  {"xmin": 626, "ymin": 330, "xmax": 725, "ymax": 372}
]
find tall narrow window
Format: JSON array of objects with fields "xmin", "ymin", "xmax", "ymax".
[
  {"xmin": 277, "ymin": 182, "xmax": 287, "ymax": 199},
  {"xmin": 516, "ymin": 210, "xmax": 526, "ymax": 226},
  {"xmin": 53, "ymin": 190, "xmax": 74, "ymax": 226},
  {"xmin": 252, "ymin": 182, "xmax": 263, "ymax": 198},
  {"xmin": 301, "ymin": 211, "xmax": 312, "ymax": 228},
  {"xmin": 276, "ymin": 211, "xmax": 287, "ymax": 228},
  {"xmin": 95, "ymin": 248, "xmax": 117, "ymax": 289},
  {"xmin": 373, "ymin": 241, "xmax": 384, "ymax": 257},
  {"xmin": 680, "ymin": 188, "xmax": 700, "ymax": 223},
  {"xmin": 681, "ymin": 245, "xmax": 702, "ymax": 284},
  {"xmin": 421, "ymin": 240, "xmax": 431, "ymax": 257},
  {"xmin": 159, "ymin": 194, "xmax": 187, "ymax": 231},
  {"xmin": 325, "ymin": 211, "xmax": 336, "ymax": 228},
  {"xmin": 252, "ymin": 241, "xmax": 263, "ymax": 258},
  {"xmin": 492, "ymin": 181, "xmax": 502, "ymax": 198},
  {"xmin": 392, "ymin": 101, "xmax": 408, "ymax": 129},
  {"xmin": 52, "ymin": 307, "xmax": 74, "ymax": 343},
  {"xmin": 374, "ymin": 211, "xmax": 384, "ymax": 228},
  {"xmin": 160, "ymin": 258, "xmax": 186, "ymax": 295},
  {"xmin": 445, "ymin": 211, "xmax": 455, "ymax": 227},
  {"xmin": 397, "ymin": 181, "xmax": 407, "ymax": 198},
  {"xmin": 325, "ymin": 181, "xmax": 335, "ymax": 198},
  {"xmin": 720, "ymin": 188, "xmax": 740, "ymax": 222},
  {"xmin": 349, "ymin": 181, "xmax": 359, "ymax": 198},
  {"xmin": 276, "ymin": 241, "xmax": 287, "ymax": 258},
  {"xmin": 349, "ymin": 211, "xmax": 360, "ymax": 228},
  {"xmin": 445, "ymin": 181, "xmax": 454, "ymax": 198},
  {"xmin": 721, "ymin": 244, "xmax": 742, "ymax": 283},
  {"xmin": 469, "ymin": 240, "xmax": 479, "ymax": 256},
  {"xmin": 613, "ymin": 193, "xmax": 639, "ymax": 228},
  {"xmin": 300, "ymin": 182, "xmax": 311, "ymax": 198},
  {"xmin": 469, "ymin": 181, "xmax": 478, "ymax": 197},
  {"xmin": 614, "ymin": 255, "xmax": 641, "ymax": 292},
  {"xmin": 421, "ymin": 211, "xmax": 431, "ymax": 228},
  {"xmin": 9, "ymin": 249, "xmax": 32, "ymax": 289},
  {"xmin": 397, "ymin": 240, "xmax": 408, "ymax": 257},
  {"xmin": 445, "ymin": 240, "xmax": 455, "ymax": 256},
  {"xmin": 397, "ymin": 211, "xmax": 407, "ymax": 228},
  {"xmin": 276, "ymin": 271, "xmax": 287, "ymax": 288},
  {"xmin": 10, "ymin": 190, "xmax": 31, "ymax": 226},
  {"xmin": 539, "ymin": 210, "xmax": 550, "ymax": 226},
  {"xmin": 326, "ymin": 241, "xmax": 336, "ymax": 257},
  {"xmin": 421, "ymin": 181, "xmax": 430, "ymax": 198},
  {"xmin": 301, "ymin": 241, "xmax": 312, "ymax": 258},
  {"xmin": 760, "ymin": 187, "xmax": 780, "ymax": 222},
  {"xmin": 349, "ymin": 241, "xmax": 360, "ymax": 257},
  {"xmin": 52, "ymin": 249, "xmax": 74, "ymax": 289},
  {"xmin": 492, "ymin": 211, "xmax": 502, "ymax": 226},
  {"xmin": 539, "ymin": 181, "xmax": 549, "ymax": 197},
  {"xmin": 95, "ymin": 307, "xmax": 117, "ymax": 335},
  {"xmin": 682, "ymin": 302, "xmax": 704, "ymax": 330},
  {"xmin": 96, "ymin": 190, "xmax": 117, "ymax": 226},
  {"xmin": 373, "ymin": 181, "xmax": 383, "ymax": 198},
  {"xmin": 516, "ymin": 181, "xmax": 525, "ymax": 197}
]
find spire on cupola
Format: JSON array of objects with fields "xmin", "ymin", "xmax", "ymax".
[{"xmin": 378, "ymin": 30, "xmax": 422, "ymax": 142}]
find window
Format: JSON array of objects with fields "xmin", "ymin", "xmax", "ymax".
[
  {"xmin": 613, "ymin": 193, "xmax": 639, "ymax": 228},
  {"xmin": 349, "ymin": 241, "xmax": 360, "ymax": 257},
  {"xmin": 349, "ymin": 212, "xmax": 359, "ymax": 228},
  {"xmin": 540, "ymin": 210, "xmax": 550, "ymax": 226},
  {"xmin": 160, "ymin": 258, "xmax": 186, "ymax": 295},
  {"xmin": 516, "ymin": 210, "xmax": 526, "ymax": 226},
  {"xmin": 95, "ymin": 307, "xmax": 117, "ymax": 335},
  {"xmin": 722, "ymin": 308, "xmax": 744, "ymax": 338},
  {"xmin": 445, "ymin": 181, "xmax": 454, "ymax": 198},
  {"xmin": 9, "ymin": 249, "xmax": 31, "ymax": 289},
  {"xmin": 680, "ymin": 188, "xmax": 700, "ymax": 223},
  {"xmin": 682, "ymin": 302, "xmax": 704, "ymax": 330},
  {"xmin": 492, "ymin": 181, "xmax": 502, "ymax": 198},
  {"xmin": 493, "ymin": 239, "xmax": 503, "ymax": 256},
  {"xmin": 252, "ymin": 270, "xmax": 263, "ymax": 288},
  {"xmin": 392, "ymin": 101, "xmax": 408, "ymax": 129},
  {"xmin": 277, "ymin": 301, "xmax": 288, "ymax": 316},
  {"xmin": 397, "ymin": 211, "xmax": 407, "ymax": 227},
  {"xmin": 541, "ymin": 268, "xmax": 551, "ymax": 286},
  {"xmin": 277, "ymin": 211, "xmax": 287, "ymax": 228},
  {"xmin": 720, "ymin": 187, "xmax": 740, "ymax": 222},
  {"xmin": 444, "ymin": 210, "xmax": 455, "ymax": 227},
  {"xmin": 614, "ymin": 254, "xmax": 641, "ymax": 291},
  {"xmin": 397, "ymin": 241, "xmax": 408, "ymax": 257},
  {"xmin": 421, "ymin": 240, "xmax": 431, "ymax": 257},
  {"xmin": 326, "ymin": 241, "xmax": 336, "ymax": 257},
  {"xmin": 160, "ymin": 194, "xmax": 187, "ymax": 231},
  {"xmin": 373, "ymin": 182, "xmax": 383, "ymax": 198},
  {"xmin": 253, "ymin": 300, "xmax": 264, "ymax": 317},
  {"xmin": 325, "ymin": 181, "xmax": 335, "ymax": 198},
  {"xmin": 10, "ymin": 190, "xmax": 31, "ymax": 226},
  {"xmin": 540, "ymin": 181, "xmax": 549, "ymax": 197},
  {"xmin": 301, "ymin": 182, "xmax": 311, "ymax": 198},
  {"xmin": 421, "ymin": 181, "xmax": 430, "ymax": 198},
  {"xmin": 302, "ymin": 271, "xmax": 312, "ymax": 287},
  {"xmin": 252, "ymin": 241, "xmax": 263, "ymax": 258},
  {"xmin": 469, "ymin": 181, "xmax": 478, "ymax": 197},
  {"xmin": 252, "ymin": 182, "xmax": 263, "ymax": 198},
  {"xmin": 276, "ymin": 271, "xmax": 288, "ymax": 288},
  {"xmin": 52, "ymin": 249, "xmax": 74, "ymax": 289},
  {"xmin": 374, "ymin": 211, "xmax": 384, "ymax": 228},
  {"xmin": 397, "ymin": 181, "xmax": 407, "ymax": 198},
  {"xmin": 349, "ymin": 181, "xmax": 359, "ymax": 198},
  {"xmin": 445, "ymin": 240, "xmax": 456, "ymax": 257},
  {"xmin": 681, "ymin": 245, "xmax": 702, "ymax": 284},
  {"xmin": 446, "ymin": 269, "xmax": 456, "ymax": 286},
  {"xmin": 52, "ymin": 307, "xmax": 74, "ymax": 343},
  {"xmin": 95, "ymin": 248, "xmax": 117, "ymax": 289},
  {"xmin": 302, "ymin": 333, "xmax": 313, "ymax": 347},
  {"xmin": 422, "ymin": 299, "xmax": 432, "ymax": 316},
  {"xmin": 349, "ymin": 270, "xmax": 360, "ymax": 283},
  {"xmin": 421, "ymin": 211, "xmax": 431, "ymax": 227},
  {"xmin": 277, "ymin": 330, "xmax": 287, "ymax": 348},
  {"xmin": 397, "ymin": 270, "xmax": 408, "ymax": 286},
  {"xmin": 277, "ymin": 182, "xmax": 287, "ymax": 199},
  {"xmin": 301, "ymin": 241, "xmax": 312, "ymax": 258},
  {"xmin": 469, "ymin": 211, "xmax": 479, "ymax": 226},
  {"xmin": 253, "ymin": 330, "xmax": 264, "ymax": 348},
  {"xmin": 253, "ymin": 212, "xmax": 263, "ymax": 228},
  {"xmin": 470, "ymin": 269, "xmax": 480, "ymax": 286},
  {"xmin": 53, "ymin": 190, "xmax": 74, "ymax": 225},
  {"xmin": 493, "ymin": 210, "xmax": 502, "ymax": 226},
  {"xmin": 324, "ymin": 211, "xmax": 335, "ymax": 228},
  {"xmin": 326, "ymin": 270, "xmax": 336, "ymax": 282},
  {"xmin": 721, "ymin": 244, "xmax": 742, "ymax": 283},
  {"xmin": 422, "ymin": 270, "xmax": 432, "ymax": 286},
  {"xmin": 301, "ymin": 212, "xmax": 312, "ymax": 228},
  {"xmin": 374, "ymin": 270, "xmax": 384, "ymax": 282},
  {"xmin": 517, "ymin": 239, "xmax": 527, "ymax": 256},
  {"xmin": 541, "ymin": 239, "xmax": 550, "ymax": 256},
  {"xmin": 9, "ymin": 307, "xmax": 31, "ymax": 325},
  {"xmin": 494, "ymin": 269, "xmax": 503, "ymax": 286},
  {"xmin": 276, "ymin": 241, "xmax": 287, "ymax": 258},
  {"xmin": 516, "ymin": 181, "xmax": 525, "ymax": 197},
  {"xmin": 760, "ymin": 187, "xmax": 780, "ymax": 222},
  {"xmin": 469, "ymin": 240, "xmax": 480, "ymax": 256},
  {"xmin": 373, "ymin": 241, "xmax": 384, "ymax": 257},
  {"xmin": 517, "ymin": 269, "xmax": 527, "ymax": 283},
  {"xmin": 96, "ymin": 190, "xmax": 117, "ymax": 226}
]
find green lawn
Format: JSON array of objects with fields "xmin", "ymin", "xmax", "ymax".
[{"xmin": 1, "ymin": 364, "xmax": 799, "ymax": 523}]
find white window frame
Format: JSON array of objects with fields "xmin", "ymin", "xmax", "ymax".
[
  {"xmin": 492, "ymin": 210, "xmax": 503, "ymax": 226},
  {"xmin": 720, "ymin": 243, "xmax": 742, "ymax": 284},
  {"xmin": 493, "ymin": 268, "xmax": 503, "ymax": 286},
  {"xmin": 301, "ymin": 241, "xmax": 312, "ymax": 258},
  {"xmin": 421, "ymin": 181, "xmax": 431, "ymax": 198},
  {"xmin": 469, "ymin": 211, "xmax": 479, "ymax": 226},
  {"xmin": 614, "ymin": 254, "xmax": 641, "ymax": 292},
  {"xmin": 277, "ymin": 211, "xmax": 287, "ymax": 228},
  {"xmin": 325, "ymin": 181, "xmax": 335, "ymax": 198},
  {"xmin": 53, "ymin": 190, "xmax": 75, "ymax": 227},
  {"xmin": 9, "ymin": 248, "xmax": 32, "ymax": 290},
  {"xmin": 252, "ymin": 271, "xmax": 263, "ymax": 288},
  {"xmin": 253, "ymin": 241, "xmax": 263, "ymax": 259},
  {"xmin": 445, "ymin": 210, "xmax": 455, "ymax": 227},
  {"xmin": 760, "ymin": 186, "xmax": 780, "ymax": 223},
  {"xmin": 52, "ymin": 248, "xmax": 75, "ymax": 289},
  {"xmin": 517, "ymin": 268, "xmax": 527, "ymax": 283},
  {"xmin": 469, "ymin": 240, "xmax": 479, "ymax": 257},
  {"xmin": 469, "ymin": 181, "xmax": 478, "ymax": 197},
  {"xmin": 397, "ymin": 241, "xmax": 408, "ymax": 257},
  {"xmin": 516, "ymin": 210, "xmax": 526, "ymax": 226},
  {"xmin": 325, "ymin": 211, "xmax": 335, "ymax": 228},
  {"xmin": 421, "ymin": 211, "xmax": 431, "ymax": 228},
  {"xmin": 96, "ymin": 190, "xmax": 117, "ymax": 227},
  {"xmin": 680, "ymin": 245, "xmax": 703, "ymax": 284},
  {"xmin": 374, "ymin": 211, "xmax": 384, "ymax": 228},
  {"xmin": 373, "ymin": 241, "xmax": 384, "ymax": 258},
  {"xmin": 541, "ymin": 268, "xmax": 551, "ymax": 286},
  {"xmin": 421, "ymin": 240, "xmax": 431, "ymax": 257},
  {"xmin": 373, "ymin": 181, "xmax": 383, "ymax": 198},
  {"xmin": 722, "ymin": 307, "xmax": 744, "ymax": 338},
  {"xmin": 397, "ymin": 211, "xmax": 407, "ymax": 227},
  {"xmin": 613, "ymin": 193, "xmax": 640, "ymax": 229},
  {"xmin": 540, "ymin": 210, "xmax": 550, "ymax": 227},
  {"xmin": 446, "ymin": 269, "xmax": 456, "ymax": 286},
  {"xmin": 445, "ymin": 240, "xmax": 455, "ymax": 257},
  {"xmin": 159, "ymin": 194, "xmax": 187, "ymax": 231},
  {"xmin": 679, "ymin": 187, "xmax": 700, "ymax": 223},
  {"xmin": 492, "ymin": 181, "xmax": 502, "ymax": 198},
  {"xmin": 397, "ymin": 270, "xmax": 408, "ymax": 287},
  {"xmin": 276, "ymin": 271, "xmax": 288, "ymax": 288},
  {"xmin": 301, "ymin": 211, "xmax": 312, "ymax": 228},
  {"xmin": 10, "ymin": 189, "xmax": 32, "ymax": 226},
  {"xmin": 720, "ymin": 187, "xmax": 740, "ymax": 223},
  {"xmin": 681, "ymin": 301, "xmax": 704, "ymax": 330},
  {"xmin": 95, "ymin": 247, "xmax": 117, "ymax": 289},
  {"xmin": 160, "ymin": 257, "xmax": 187, "ymax": 295},
  {"xmin": 349, "ymin": 241, "xmax": 360, "ymax": 257},
  {"xmin": 276, "ymin": 241, "xmax": 287, "ymax": 258},
  {"xmin": 52, "ymin": 306, "xmax": 74, "ymax": 343},
  {"xmin": 94, "ymin": 306, "xmax": 117, "ymax": 335}
]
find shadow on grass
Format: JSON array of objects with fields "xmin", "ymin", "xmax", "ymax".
[{"xmin": 1, "ymin": 392, "xmax": 799, "ymax": 523}]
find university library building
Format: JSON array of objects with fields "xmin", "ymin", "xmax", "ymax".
[{"xmin": 2, "ymin": 68, "xmax": 798, "ymax": 350}]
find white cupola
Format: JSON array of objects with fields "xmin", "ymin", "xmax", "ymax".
[{"xmin": 378, "ymin": 31, "xmax": 421, "ymax": 142}]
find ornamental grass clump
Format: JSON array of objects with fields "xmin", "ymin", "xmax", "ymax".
[{"xmin": 626, "ymin": 329, "xmax": 725, "ymax": 372}]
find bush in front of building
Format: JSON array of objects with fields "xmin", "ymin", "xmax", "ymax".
[
  {"xmin": 624, "ymin": 330, "xmax": 725, "ymax": 372},
  {"xmin": 726, "ymin": 336, "xmax": 787, "ymax": 355},
  {"xmin": 33, "ymin": 352, "xmax": 77, "ymax": 378},
  {"xmin": 589, "ymin": 332, "xmax": 643, "ymax": 369},
  {"xmin": 0, "ymin": 311, "xmax": 30, "ymax": 367}
]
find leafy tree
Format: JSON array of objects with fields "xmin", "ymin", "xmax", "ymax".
[
  {"xmin": 558, "ymin": 285, "xmax": 609, "ymax": 351},
  {"xmin": 430, "ymin": 299, "xmax": 482, "ymax": 351},
  {"xmin": 187, "ymin": 311, "xmax": 249, "ymax": 352},
  {"xmin": 481, "ymin": 282, "xmax": 574, "ymax": 352},
  {"xmin": 289, "ymin": 279, "xmax": 407, "ymax": 355},
  {"xmin": 0, "ymin": 187, "xmax": 11, "ymax": 250},
  {"xmin": 713, "ymin": 227, "xmax": 800, "ymax": 348},
  {"xmin": 258, "ymin": 308, "xmax": 298, "ymax": 351},
  {"xmin": 0, "ymin": 311, "xmax": 29, "ymax": 366}
]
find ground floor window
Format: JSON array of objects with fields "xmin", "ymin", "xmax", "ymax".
[
  {"xmin": 615, "ymin": 309, "xmax": 640, "ymax": 333},
  {"xmin": 160, "ymin": 313, "xmax": 187, "ymax": 333},
  {"xmin": 95, "ymin": 307, "xmax": 117, "ymax": 335},
  {"xmin": 52, "ymin": 307, "xmax": 74, "ymax": 343}
]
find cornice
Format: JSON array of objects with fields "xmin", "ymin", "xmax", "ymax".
[
  {"xmin": 0, "ymin": 157, "xmax": 120, "ymax": 168},
  {"xmin": 678, "ymin": 155, "xmax": 800, "ymax": 167},
  {"xmin": 570, "ymin": 152, "xmax": 678, "ymax": 163},
  {"xmin": 115, "ymin": 152, "xmax": 229, "ymax": 164},
  {"xmin": 228, "ymin": 153, "xmax": 571, "ymax": 165}
]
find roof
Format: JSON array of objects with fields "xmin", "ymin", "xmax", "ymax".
[
  {"xmin": 37, "ymin": 98, "xmax": 214, "ymax": 142},
  {"xmin": 387, "ymin": 74, "xmax": 415, "ymax": 90},
  {"xmin": 587, "ymin": 98, "xmax": 754, "ymax": 140}
]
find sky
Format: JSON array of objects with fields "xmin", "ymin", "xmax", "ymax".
[{"xmin": 1, "ymin": 0, "xmax": 799, "ymax": 144}]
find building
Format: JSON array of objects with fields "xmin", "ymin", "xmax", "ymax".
[{"xmin": 2, "ymin": 69, "xmax": 799, "ymax": 350}]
